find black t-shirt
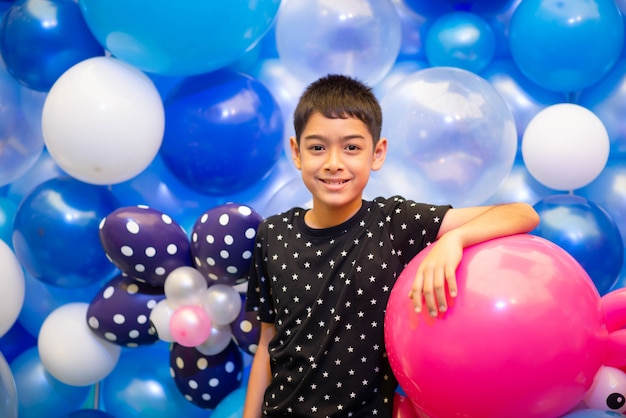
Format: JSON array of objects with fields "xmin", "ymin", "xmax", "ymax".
[{"xmin": 246, "ymin": 196, "xmax": 451, "ymax": 417}]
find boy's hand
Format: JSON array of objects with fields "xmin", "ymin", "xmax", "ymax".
[{"xmin": 408, "ymin": 234, "xmax": 463, "ymax": 317}]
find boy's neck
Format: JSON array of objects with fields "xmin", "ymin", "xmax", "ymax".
[{"xmin": 304, "ymin": 200, "xmax": 363, "ymax": 229}]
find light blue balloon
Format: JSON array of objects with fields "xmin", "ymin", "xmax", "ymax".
[
  {"xmin": 10, "ymin": 347, "xmax": 90, "ymax": 418},
  {"xmin": 101, "ymin": 343, "xmax": 208, "ymax": 418},
  {"xmin": 425, "ymin": 11, "xmax": 495, "ymax": 73},
  {"xmin": 0, "ymin": 197, "xmax": 17, "ymax": 247},
  {"xmin": 0, "ymin": 352, "xmax": 17, "ymax": 418},
  {"xmin": 509, "ymin": 0, "xmax": 624, "ymax": 92},
  {"xmin": 562, "ymin": 409, "xmax": 625, "ymax": 417},
  {"xmin": 212, "ymin": 386, "xmax": 246, "ymax": 418},
  {"xmin": 78, "ymin": 0, "xmax": 280, "ymax": 76}
]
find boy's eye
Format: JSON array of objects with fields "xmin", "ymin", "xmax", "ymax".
[
  {"xmin": 346, "ymin": 144, "xmax": 360, "ymax": 151},
  {"xmin": 310, "ymin": 145, "xmax": 324, "ymax": 151}
]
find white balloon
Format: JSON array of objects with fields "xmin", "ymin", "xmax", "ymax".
[
  {"xmin": 0, "ymin": 240, "xmax": 24, "ymax": 338},
  {"xmin": 164, "ymin": 266, "xmax": 208, "ymax": 308},
  {"xmin": 196, "ymin": 325, "xmax": 233, "ymax": 356},
  {"xmin": 38, "ymin": 303, "xmax": 121, "ymax": 386},
  {"xmin": 41, "ymin": 56, "xmax": 165, "ymax": 185},
  {"xmin": 149, "ymin": 299, "xmax": 176, "ymax": 342},
  {"xmin": 202, "ymin": 284, "xmax": 242, "ymax": 326},
  {"xmin": 522, "ymin": 103, "xmax": 610, "ymax": 191}
]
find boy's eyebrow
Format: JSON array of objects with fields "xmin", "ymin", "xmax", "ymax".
[{"xmin": 302, "ymin": 134, "xmax": 367, "ymax": 141}]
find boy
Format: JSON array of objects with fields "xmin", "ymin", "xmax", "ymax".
[{"xmin": 243, "ymin": 74, "xmax": 539, "ymax": 417}]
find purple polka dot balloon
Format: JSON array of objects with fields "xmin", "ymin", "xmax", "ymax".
[
  {"xmin": 99, "ymin": 205, "xmax": 192, "ymax": 287},
  {"xmin": 87, "ymin": 273, "xmax": 166, "ymax": 347},
  {"xmin": 170, "ymin": 340, "xmax": 243, "ymax": 409},
  {"xmin": 191, "ymin": 203, "xmax": 262, "ymax": 285},
  {"xmin": 230, "ymin": 293, "xmax": 260, "ymax": 355}
]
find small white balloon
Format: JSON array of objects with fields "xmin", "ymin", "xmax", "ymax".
[
  {"xmin": 38, "ymin": 303, "xmax": 121, "ymax": 386},
  {"xmin": 164, "ymin": 266, "xmax": 208, "ymax": 308},
  {"xmin": 522, "ymin": 103, "xmax": 610, "ymax": 191},
  {"xmin": 202, "ymin": 284, "xmax": 242, "ymax": 326},
  {"xmin": 149, "ymin": 299, "xmax": 176, "ymax": 342},
  {"xmin": 42, "ymin": 56, "xmax": 165, "ymax": 185},
  {"xmin": 0, "ymin": 240, "xmax": 24, "ymax": 338},
  {"xmin": 196, "ymin": 325, "xmax": 233, "ymax": 356}
]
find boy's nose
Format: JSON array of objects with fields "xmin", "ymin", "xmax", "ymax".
[{"xmin": 324, "ymin": 148, "xmax": 343, "ymax": 172}]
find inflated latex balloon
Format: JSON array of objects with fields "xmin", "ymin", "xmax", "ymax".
[
  {"xmin": 0, "ymin": 240, "xmax": 24, "ymax": 338},
  {"xmin": 191, "ymin": 203, "xmax": 263, "ymax": 285},
  {"xmin": 160, "ymin": 70, "xmax": 283, "ymax": 196},
  {"xmin": 42, "ymin": 56, "xmax": 164, "ymax": 185},
  {"xmin": 99, "ymin": 205, "xmax": 192, "ymax": 287},
  {"xmin": 11, "ymin": 347, "xmax": 90, "ymax": 418},
  {"xmin": 169, "ymin": 305, "xmax": 211, "ymax": 347},
  {"xmin": 481, "ymin": 59, "xmax": 564, "ymax": 146},
  {"xmin": 522, "ymin": 103, "xmax": 609, "ymax": 191},
  {"xmin": 481, "ymin": 158, "xmax": 554, "ymax": 206},
  {"xmin": 0, "ymin": 60, "xmax": 44, "ymax": 187},
  {"xmin": 12, "ymin": 176, "xmax": 119, "ymax": 288},
  {"xmin": 170, "ymin": 341, "xmax": 243, "ymax": 409},
  {"xmin": 6, "ymin": 148, "xmax": 65, "ymax": 204},
  {"xmin": 148, "ymin": 299, "xmax": 175, "ymax": 342},
  {"xmin": 163, "ymin": 266, "xmax": 207, "ymax": 308},
  {"xmin": 404, "ymin": 0, "xmax": 515, "ymax": 17},
  {"xmin": 275, "ymin": 0, "xmax": 402, "ymax": 85},
  {"xmin": 87, "ymin": 274, "xmax": 165, "ymax": 347},
  {"xmin": 0, "ymin": 197, "xmax": 17, "ymax": 246},
  {"xmin": 584, "ymin": 366, "xmax": 626, "ymax": 413},
  {"xmin": 0, "ymin": 352, "xmax": 17, "ymax": 418},
  {"xmin": 532, "ymin": 194, "xmax": 623, "ymax": 295},
  {"xmin": 230, "ymin": 293, "xmax": 261, "ymax": 355},
  {"xmin": 0, "ymin": 0, "xmax": 104, "ymax": 91},
  {"xmin": 202, "ymin": 284, "xmax": 242, "ymax": 326},
  {"xmin": 424, "ymin": 11, "xmax": 495, "ymax": 73},
  {"xmin": 578, "ymin": 60, "xmax": 626, "ymax": 158},
  {"xmin": 0, "ymin": 322, "xmax": 36, "ymax": 364},
  {"xmin": 380, "ymin": 66, "xmax": 517, "ymax": 206},
  {"xmin": 101, "ymin": 342, "xmax": 208, "ymax": 418},
  {"xmin": 562, "ymin": 410, "xmax": 626, "ymax": 418},
  {"xmin": 211, "ymin": 386, "xmax": 246, "ymax": 418},
  {"xmin": 509, "ymin": 0, "xmax": 624, "ymax": 92},
  {"xmin": 78, "ymin": 0, "xmax": 280, "ymax": 76},
  {"xmin": 195, "ymin": 324, "xmax": 233, "ymax": 356},
  {"xmin": 38, "ymin": 303, "xmax": 122, "ymax": 386},
  {"xmin": 385, "ymin": 234, "xmax": 620, "ymax": 418},
  {"xmin": 62, "ymin": 410, "xmax": 115, "ymax": 418}
]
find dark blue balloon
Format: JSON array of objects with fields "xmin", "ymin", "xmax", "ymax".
[
  {"xmin": 12, "ymin": 176, "xmax": 119, "ymax": 288},
  {"xmin": 170, "ymin": 340, "xmax": 243, "ymax": 409},
  {"xmin": 0, "ymin": 321, "xmax": 35, "ymax": 364},
  {"xmin": 160, "ymin": 69, "xmax": 283, "ymax": 196},
  {"xmin": 531, "ymin": 194, "xmax": 623, "ymax": 295},
  {"xmin": 0, "ymin": 0, "xmax": 104, "ymax": 91}
]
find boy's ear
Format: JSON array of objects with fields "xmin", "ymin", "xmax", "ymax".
[
  {"xmin": 372, "ymin": 137, "xmax": 387, "ymax": 171},
  {"xmin": 290, "ymin": 136, "xmax": 302, "ymax": 170}
]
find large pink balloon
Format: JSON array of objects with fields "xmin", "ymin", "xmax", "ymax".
[{"xmin": 385, "ymin": 234, "xmax": 607, "ymax": 418}]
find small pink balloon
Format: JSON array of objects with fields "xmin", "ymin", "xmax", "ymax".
[{"xmin": 169, "ymin": 305, "xmax": 211, "ymax": 347}]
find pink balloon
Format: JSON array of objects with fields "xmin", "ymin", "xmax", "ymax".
[
  {"xmin": 169, "ymin": 305, "xmax": 211, "ymax": 348},
  {"xmin": 393, "ymin": 392, "xmax": 419, "ymax": 418},
  {"xmin": 385, "ymin": 234, "xmax": 607, "ymax": 418}
]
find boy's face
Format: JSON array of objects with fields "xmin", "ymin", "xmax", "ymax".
[{"xmin": 290, "ymin": 112, "xmax": 387, "ymax": 222}]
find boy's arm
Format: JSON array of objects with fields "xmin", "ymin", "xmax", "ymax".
[
  {"xmin": 243, "ymin": 321, "xmax": 276, "ymax": 418},
  {"xmin": 409, "ymin": 202, "xmax": 540, "ymax": 316}
]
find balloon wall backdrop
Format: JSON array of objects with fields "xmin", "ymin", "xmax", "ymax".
[{"xmin": 1, "ymin": 0, "xmax": 626, "ymax": 416}]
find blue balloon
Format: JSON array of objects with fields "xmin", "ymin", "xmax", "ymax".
[
  {"xmin": 425, "ymin": 11, "xmax": 495, "ymax": 73},
  {"xmin": 0, "ymin": 322, "xmax": 36, "ymax": 364},
  {"xmin": 0, "ymin": 0, "xmax": 104, "ymax": 92},
  {"xmin": 18, "ymin": 271, "xmax": 107, "ymax": 338},
  {"xmin": 509, "ymin": 0, "xmax": 624, "ymax": 92},
  {"xmin": 160, "ymin": 69, "xmax": 283, "ymax": 196},
  {"xmin": 6, "ymin": 148, "xmax": 66, "ymax": 205},
  {"xmin": 78, "ymin": 0, "xmax": 280, "ymax": 76},
  {"xmin": 101, "ymin": 342, "xmax": 207, "ymax": 418},
  {"xmin": 531, "ymin": 194, "xmax": 623, "ymax": 295},
  {"xmin": 481, "ymin": 59, "xmax": 565, "ymax": 147},
  {"xmin": 0, "ymin": 196, "xmax": 17, "ymax": 247},
  {"xmin": 62, "ymin": 410, "xmax": 115, "ymax": 418},
  {"xmin": 481, "ymin": 157, "xmax": 555, "ymax": 205},
  {"xmin": 578, "ymin": 60, "xmax": 626, "ymax": 158},
  {"xmin": 404, "ymin": 0, "xmax": 514, "ymax": 17},
  {"xmin": 212, "ymin": 385, "xmax": 246, "ymax": 418},
  {"xmin": 10, "ymin": 347, "xmax": 90, "ymax": 418},
  {"xmin": 12, "ymin": 176, "xmax": 119, "ymax": 288}
]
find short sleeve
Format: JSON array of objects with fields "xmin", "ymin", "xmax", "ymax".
[{"xmin": 245, "ymin": 219, "xmax": 276, "ymax": 323}]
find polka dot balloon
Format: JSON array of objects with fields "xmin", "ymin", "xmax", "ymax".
[
  {"xmin": 230, "ymin": 293, "xmax": 261, "ymax": 356},
  {"xmin": 99, "ymin": 205, "xmax": 193, "ymax": 287},
  {"xmin": 169, "ymin": 340, "xmax": 243, "ymax": 409},
  {"xmin": 191, "ymin": 203, "xmax": 262, "ymax": 285},
  {"xmin": 87, "ymin": 273, "xmax": 165, "ymax": 347}
]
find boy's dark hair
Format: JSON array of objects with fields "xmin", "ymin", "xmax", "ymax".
[{"xmin": 293, "ymin": 74, "xmax": 383, "ymax": 144}]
